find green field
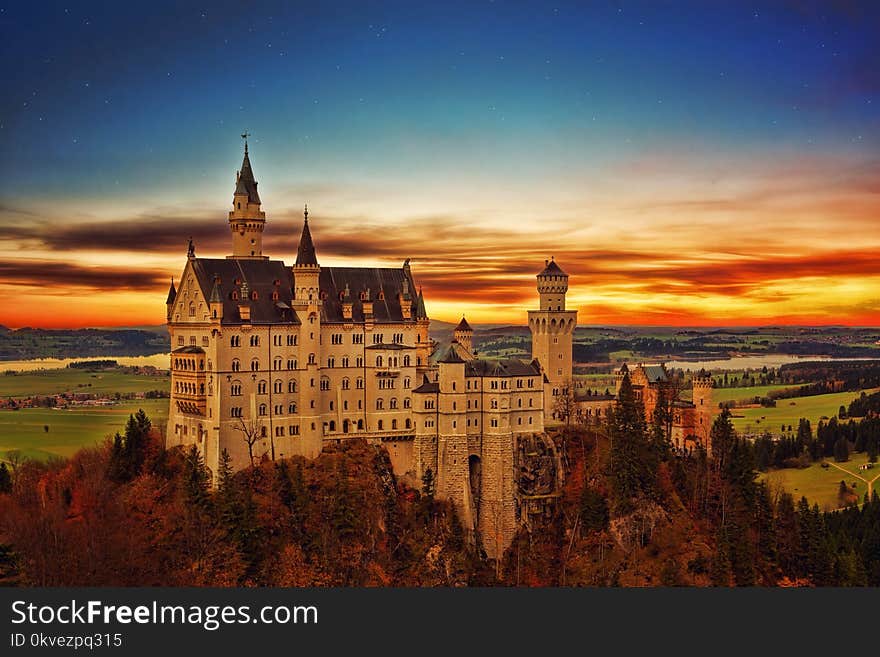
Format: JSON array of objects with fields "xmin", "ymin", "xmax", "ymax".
[
  {"xmin": 0, "ymin": 399, "xmax": 169, "ymax": 461},
  {"xmin": 714, "ymin": 383, "xmax": 805, "ymax": 403},
  {"xmin": 761, "ymin": 452, "xmax": 878, "ymax": 512},
  {"xmin": 0, "ymin": 368, "xmax": 169, "ymax": 398},
  {"xmin": 732, "ymin": 389, "xmax": 879, "ymax": 435}
]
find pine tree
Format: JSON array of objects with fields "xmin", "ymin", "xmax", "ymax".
[
  {"xmin": 0, "ymin": 462, "xmax": 11, "ymax": 494},
  {"xmin": 833, "ymin": 437, "xmax": 849, "ymax": 463},
  {"xmin": 183, "ymin": 445, "xmax": 210, "ymax": 508},
  {"xmin": 609, "ymin": 373, "xmax": 656, "ymax": 514},
  {"xmin": 579, "ymin": 485, "xmax": 609, "ymax": 532}
]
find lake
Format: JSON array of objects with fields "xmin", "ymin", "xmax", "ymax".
[
  {"xmin": 0, "ymin": 353, "xmax": 171, "ymax": 373},
  {"xmin": 664, "ymin": 354, "xmax": 880, "ymax": 372}
]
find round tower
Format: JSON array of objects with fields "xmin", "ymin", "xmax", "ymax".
[
  {"xmin": 692, "ymin": 371, "xmax": 715, "ymax": 451},
  {"xmin": 527, "ymin": 258, "xmax": 578, "ymax": 399}
]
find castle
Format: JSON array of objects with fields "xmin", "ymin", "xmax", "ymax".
[{"xmin": 165, "ymin": 141, "xmax": 712, "ymax": 558}]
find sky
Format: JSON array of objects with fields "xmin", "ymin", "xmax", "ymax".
[{"xmin": 1, "ymin": 0, "xmax": 879, "ymax": 328}]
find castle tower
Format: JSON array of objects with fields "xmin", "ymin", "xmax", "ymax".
[
  {"xmin": 434, "ymin": 346, "xmax": 472, "ymax": 530},
  {"xmin": 293, "ymin": 206, "xmax": 323, "ymax": 457},
  {"xmin": 228, "ymin": 137, "xmax": 267, "ymax": 259},
  {"xmin": 453, "ymin": 316, "xmax": 474, "ymax": 356},
  {"xmin": 527, "ymin": 258, "xmax": 578, "ymax": 399},
  {"xmin": 692, "ymin": 371, "xmax": 715, "ymax": 451}
]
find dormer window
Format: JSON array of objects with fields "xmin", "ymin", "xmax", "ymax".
[
  {"xmin": 251, "ymin": 290, "xmax": 258, "ymax": 301},
  {"xmin": 272, "ymin": 291, "xmax": 279, "ymax": 301},
  {"xmin": 231, "ymin": 291, "xmax": 238, "ymax": 301},
  {"xmin": 377, "ymin": 290, "xmax": 385, "ymax": 300},
  {"xmin": 320, "ymin": 291, "xmax": 328, "ymax": 300}
]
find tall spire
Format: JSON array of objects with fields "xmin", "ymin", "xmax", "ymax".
[
  {"xmin": 234, "ymin": 134, "xmax": 261, "ymax": 204},
  {"xmin": 166, "ymin": 277, "xmax": 177, "ymax": 305},
  {"xmin": 295, "ymin": 204, "xmax": 318, "ymax": 266}
]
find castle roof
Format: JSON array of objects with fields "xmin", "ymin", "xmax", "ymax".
[
  {"xmin": 165, "ymin": 278, "xmax": 177, "ymax": 304},
  {"xmin": 412, "ymin": 374, "xmax": 439, "ymax": 394},
  {"xmin": 234, "ymin": 144, "xmax": 261, "ymax": 205},
  {"xmin": 539, "ymin": 258, "xmax": 567, "ymax": 277},
  {"xmin": 641, "ymin": 364, "xmax": 669, "ymax": 382},
  {"xmin": 319, "ymin": 266, "xmax": 421, "ymax": 324},
  {"xmin": 186, "ymin": 257, "xmax": 424, "ymax": 326},
  {"xmin": 465, "ymin": 358, "xmax": 541, "ymax": 378},
  {"xmin": 188, "ymin": 257, "xmax": 300, "ymax": 325},
  {"xmin": 295, "ymin": 215, "xmax": 318, "ymax": 266},
  {"xmin": 454, "ymin": 316, "xmax": 473, "ymax": 332},
  {"xmin": 438, "ymin": 344, "xmax": 466, "ymax": 364}
]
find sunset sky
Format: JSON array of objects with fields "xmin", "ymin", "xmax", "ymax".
[{"xmin": 1, "ymin": 1, "xmax": 879, "ymax": 328}]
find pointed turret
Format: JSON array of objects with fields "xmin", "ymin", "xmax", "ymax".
[
  {"xmin": 453, "ymin": 316, "xmax": 474, "ymax": 358},
  {"xmin": 234, "ymin": 140, "xmax": 261, "ymax": 204},
  {"xmin": 166, "ymin": 278, "xmax": 177, "ymax": 305},
  {"xmin": 295, "ymin": 205, "xmax": 319, "ymax": 266},
  {"xmin": 415, "ymin": 286, "xmax": 428, "ymax": 320},
  {"xmin": 228, "ymin": 136, "xmax": 267, "ymax": 259},
  {"xmin": 209, "ymin": 277, "xmax": 223, "ymax": 321}
]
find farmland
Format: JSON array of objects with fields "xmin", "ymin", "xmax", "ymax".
[{"xmin": 0, "ymin": 399, "xmax": 168, "ymax": 461}]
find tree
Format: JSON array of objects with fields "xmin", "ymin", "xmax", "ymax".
[
  {"xmin": 0, "ymin": 462, "xmax": 11, "ymax": 494},
  {"xmin": 553, "ymin": 380, "xmax": 578, "ymax": 469},
  {"xmin": 579, "ymin": 485, "xmax": 609, "ymax": 533},
  {"xmin": 233, "ymin": 416, "xmax": 264, "ymax": 468},
  {"xmin": 421, "ymin": 467, "xmax": 435, "ymax": 499},
  {"xmin": 833, "ymin": 437, "xmax": 849, "ymax": 463},
  {"xmin": 608, "ymin": 372, "xmax": 656, "ymax": 514},
  {"xmin": 183, "ymin": 445, "xmax": 210, "ymax": 508}
]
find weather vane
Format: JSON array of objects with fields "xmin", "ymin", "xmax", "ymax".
[{"xmin": 241, "ymin": 131, "xmax": 251, "ymax": 153}]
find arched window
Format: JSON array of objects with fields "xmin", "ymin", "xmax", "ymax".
[
  {"xmin": 231, "ymin": 359, "xmax": 241, "ymax": 372},
  {"xmin": 250, "ymin": 335, "xmax": 259, "ymax": 347},
  {"xmin": 342, "ymin": 378, "xmax": 350, "ymax": 390},
  {"xmin": 403, "ymin": 355, "xmax": 410, "ymax": 367},
  {"xmin": 376, "ymin": 398, "xmax": 384, "ymax": 410},
  {"xmin": 288, "ymin": 380, "xmax": 297, "ymax": 393},
  {"xmin": 273, "ymin": 357, "xmax": 282, "ymax": 370},
  {"xmin": 258, "ymin": 380, "xmax": 267, "ymax": 394},
  {"xmin": 288, "ymin": 403, "xmax": 297, "ymax": 414},
  {"xmin": 405, "ymin": 418, "xmax": 411, "ymax": 429},
  {"xmin": 259, "ymin": 404, "xmax": 267, "ymax": 416},
  {"xmin": 308, "ymin": 353, "xmax": 315, "ymax": 365},
  {"xmin": 392, "ymin": 419, "xmax": 398, "ymax": 430},
  {"xmin": 251, "ymin": 359, "xmax": 259, "ymax": 371},
  {"xmin": 377, "ymin": 420, "xmax": 384, "ymax": 430},
  {"xmin": 274, "ymin": 380, "xmax": 283, "ymax": 394},
  {"xmin": 390, "ymin": 398, "xmax": 398, "ymax": 409},
  {"xmin": 376, "ymin": 355, "xmax": 383, "ymax": 367}
]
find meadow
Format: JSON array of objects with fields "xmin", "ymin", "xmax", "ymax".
[
  {"xmin": 0, "ymin": 399, "xmax": 169, "ymax": 461},
  {"xmin": 0, "ymin": 368, "xmax": 169, "ymax": 398},
  {"xmin": 731, "ymin": 389, "xmax": 879, "ymax": 435},
  {"xmin": 761, "ymin": 452, "xmax": 878, "ymax": 512}
]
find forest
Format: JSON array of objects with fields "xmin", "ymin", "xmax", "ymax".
[{"xmin": 1, "ymin": 380, "xmax": 880, "ymax": 586}]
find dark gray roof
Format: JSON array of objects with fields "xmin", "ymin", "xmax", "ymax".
[
  {"xmin": 295, "ymin": 218, "xmax": 318, "ymax": 266},
  {"xmin": 234, "ymin": 146, "xmax": 261, "ymax": 205},
  {"xmin": 365, "ymin": 343, "xmax": 415, "ymax": 350},
  {"xmin": 166, "ymin": 278, "xmax": 177, "ymax": 304},
  {"xmin": 414, "ymin": 287, "xmax": 428, "ymax": 320},
  {"xmin": 412, "ymin": 374, "xmax": 439, "ymax": 394},
  {"xmin": 172, "ymin": 346, "xmax": 205, "ymax": 354},
  {"xmin": 439, "ymin": 344, "xmax": 466, "ymax": 363},
  {"xmin": 539, "ymin": 258, "xmax": 567, "ymax": 276},
  {"xmin": 187, "ymin": 258, "xmax": 424, "ymax": 326},
  {"xmin": 454, "ymin": 316, "xmax": 473, "ymax": 332},
  {"xmin": 642, "ymin": 364, "xmax": 669, "ymax": 383},
  {"xmin": 465, "ymin": 358, "xmax": 541, "ymax": 378},
  {"xmin": 320, "ymin": 266, "xmax": 420, "ymax": 324},
  {"xmin": 189, "ymin": 258, "xmax": 300, "ymax": 325}
]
